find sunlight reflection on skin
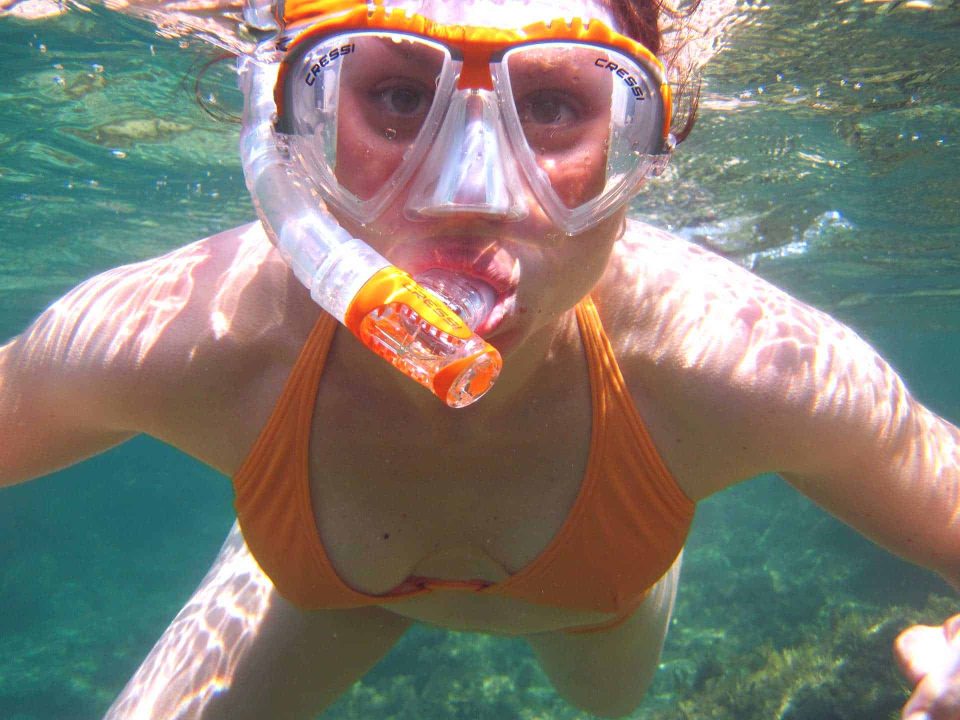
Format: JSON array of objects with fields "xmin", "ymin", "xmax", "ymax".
[
  {"xmin": 104, "ymin": 524, "xmax": 274, "ymax": 720},
  {"xmin": 0, "ymin": 224, "xmax": 286, "ymax": 486},
  {"xmin": 19, "ymin": 243, "xmax": 208, "ymax": 368},
  {"xmin": 51, "ymin": 246, "xmax": 207, "ymax": 365},
  {"xmin": 207, "ymin": 224, "xmax": 275, "ymax": 342},
  {"xmin": 12, "ymin": 225, "xmax": 278, "ymax": 378},
  {"xmin": 103, "ymin": 520, "xmax": 415, "ymax": 720}
]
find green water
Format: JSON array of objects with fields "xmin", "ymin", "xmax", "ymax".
[{"xmin": 0, "ymin": 2, "xmax": 957, "ymax": 718}]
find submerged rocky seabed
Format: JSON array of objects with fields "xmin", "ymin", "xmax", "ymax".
[{"xmin": 319, "ymin": 595, "xmax": 952, "ymax": 720}]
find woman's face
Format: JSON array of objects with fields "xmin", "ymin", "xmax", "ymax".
[{"xmin": 325, "ymin": 0, "xmax": 632, "ymax": 356}]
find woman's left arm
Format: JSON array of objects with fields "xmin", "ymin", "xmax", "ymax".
[
  {"xmin": 784, "ymin": 397, "xmax": 960, "ymax": 719},
  {"xmin": 764, "ymin": 307, "xmax": 960, "ymax": 719},
  {"xmin": 781, "ymin": 397, "xmax": 960, "ymax": 591}
]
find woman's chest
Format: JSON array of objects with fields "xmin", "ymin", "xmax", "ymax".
[
  {"xmin": 305, "ymin": 390, "xmax": 621, "ymax": 632},
  {"xmin": 305, "ymin": 380, "xmax": 595, "ymax": 602}
]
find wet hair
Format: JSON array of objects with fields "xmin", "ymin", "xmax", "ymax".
[
  {"xmin": 194, "ymin": 52, "xmax": 240, "ymax": 123},
  {"xmin": 600, "ymin": 0, "xmax": 702, "ymax": 143}
]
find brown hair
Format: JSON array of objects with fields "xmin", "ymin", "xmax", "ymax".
[{"xmin": 600, "ymin": 0, "xmax": 702, "ymax": 144}]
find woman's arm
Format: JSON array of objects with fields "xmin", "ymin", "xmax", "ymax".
[
  {"xmin": 105, "ymin": 522, "xmax": 411, "ymax": 719},
  {"xmin": 0, "ymin": 300, "xmax": 137, "ymax": 487},
  {"xmin": 617, "ymin": 230, "xmax": 960, "ymax": 577},
  {"xmin": 735, "ymin": 283, "xmax": 960, "ymax": 720},
  {"xmin": 637, "ymin": 236, "xmax": 960, "ymax": 582},
  {"xmin": 626, "ymin": 235, "xmax": 960, "ymax": 719},
  {"xmin": 770, "ymin": 326, "xmax": 960, "ymax": 590},
  {"xmin": 0, "ymin": 241, "xmax": 215, "ymax": 487}
]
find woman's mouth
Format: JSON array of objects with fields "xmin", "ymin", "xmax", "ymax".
[
  {"xmin": 414, "ymin": 269, "xmax": 497, "ymax": 330},
  {"xmin": 394, "ymin": 238, "xmax": 520, "ymax": 335}
]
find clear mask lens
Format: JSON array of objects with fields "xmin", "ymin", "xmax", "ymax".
[
  {"xmin": 282, "ymin": 32, "xmax": 454, "ymax": 219},
  {"xmin": 280, "ymin": 31, "xmax": 668, "ymax": 233},
  {"xmin": 500, "ymin": 43, "xmax": 667, "ymax": 216}
]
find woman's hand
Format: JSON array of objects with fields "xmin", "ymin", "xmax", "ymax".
[{"xmin": 896, "ymin": 614, "xmax": 960, "ymax": 720}]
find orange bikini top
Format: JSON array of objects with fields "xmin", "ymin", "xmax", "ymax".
[{"xmin": 233, "ymin": 297, "xmax": 695, "ymax": 615}]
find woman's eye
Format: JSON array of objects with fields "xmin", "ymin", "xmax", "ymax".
[
  {"xmin": 518, "ymin": 90, "xmax": 579, "ymax": 126},
  {"xmin": 373, "ymin": 84, "xmax": 433, "ymax": 116}
]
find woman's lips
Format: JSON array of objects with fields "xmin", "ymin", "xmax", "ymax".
[
  {"xmin": 393, "ymin": 238, "xmax": 520, "ymax": 335},
  {"xmin": 393, "ymin": 238, "xmax": 519, "ymax": 297},
  {"xmin": 413, "ymin": 269, "xmax": 497, "ymax": 331}
]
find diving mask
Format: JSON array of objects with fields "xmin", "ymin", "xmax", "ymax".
[{"xmin": 275, "ymin": 1, "xmax": 674, "ymax": 233}]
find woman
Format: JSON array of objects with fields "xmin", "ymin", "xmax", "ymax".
[{"xmin": 0, "ymin": 1, "xmax": 957, "ymax": 718}]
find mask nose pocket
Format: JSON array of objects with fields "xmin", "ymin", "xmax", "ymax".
[{"xmin": 405, "ymin": 89, "xmax": 528, "ymax": 220}]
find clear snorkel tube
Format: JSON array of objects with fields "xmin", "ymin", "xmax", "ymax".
[{"xmin": 238, "ymin": 0, "xmax": 501, "ymax": 408}]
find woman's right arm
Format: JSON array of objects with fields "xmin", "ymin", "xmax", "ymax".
[
  {"xmin": 0, "ymin": 241, "xmax": 218, "ymax": 487},
  {"xmin": 0, "ymin": 226, "xmax": 295, "ymax": 486},
  {"xmin": 0, "ymin": 297, "xmax": 138, "ymax": 487}
]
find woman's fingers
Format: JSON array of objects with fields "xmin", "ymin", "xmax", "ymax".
[
  {"xmin": 896, "ymin": 616, "xmax": 960, "ymax": 720},
  {"xmin": 897, "ymin": 624, "xmax": 954, "ymax": 683}
]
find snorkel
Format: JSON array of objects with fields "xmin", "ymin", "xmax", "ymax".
[{"xmin": 238, "ymin": 0, "xmax": 502, "ymax": 408}]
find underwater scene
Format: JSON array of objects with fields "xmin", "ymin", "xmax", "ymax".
[{"xmin": 0, "ymin": 0, "xmax": 958, "ymax": 718}]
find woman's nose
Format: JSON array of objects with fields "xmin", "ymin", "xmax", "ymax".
[{"xmin": 405, "ymin": 89, "xmax": 528, "ymax": 221}]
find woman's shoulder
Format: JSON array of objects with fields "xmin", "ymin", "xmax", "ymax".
[
  {"xmin": 17, "ymin": 223, "xmax": 316, "ymax": 432},
  {"xmin": 595, "ymin": 219, "xmax": 890, "ymax": 494},
  {"xmin": 597, "ymin": 217, "xmax": 818, "ymax": 368},
  {"xmin": 590, "ymin": 220, "xmax": 806, "ymax": 495},
  {"xmin": 604, "ymin": 217, "xmax": 768, "ymax": 301},
  {"xmin": 35, "ymin": 223, "xmax": 303, "ymax": 367}
]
